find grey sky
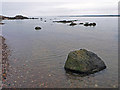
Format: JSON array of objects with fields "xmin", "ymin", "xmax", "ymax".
[{"xmin": 1, "ymin": 0, "xmax": 119, "ymax": 16}]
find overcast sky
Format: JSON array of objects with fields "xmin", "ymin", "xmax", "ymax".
[{"xmin": 0, "ymin": 0, "xmax": 119, "ymax": 16}]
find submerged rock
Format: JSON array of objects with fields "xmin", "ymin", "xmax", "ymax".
[
  {"xmin": 35, "ymin": 26, "xmax": 41, "ymax": 30},
  {"xmin": 64, "ymin": 49, "xmax": 106, "ymax": 75}
]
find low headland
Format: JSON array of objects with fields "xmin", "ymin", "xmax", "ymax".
[{"xmin": 0, "ymin": 15, "xmax": 38, "ymax": 20}]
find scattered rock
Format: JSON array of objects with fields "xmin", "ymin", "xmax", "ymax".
[
  {"xmin": 84, "ymin": 22, "xmax": 89, "ymax": 26},
  {"xmin": 95, "ymin": 84, "xmax": 98, "ymax": 87},
  {"xmin": 48, "ymin": 74, "xmax": 52, "ymax": 77},
  {"xmin": 0, "ymin": 36, "xmax": 9, "ymax": 82},
  {"xmin": 64, "ymin": 49, "xmax": 106, "ymax": 75},
  {"xmin": 93, "ymin": 23, "xmax": 96, "ymax": 26},
  {"xmin": 84, "ymin": 22, "xmax": 96, "ymax": 26},
  {"xmin": 40, "ymin": 18, "xmax": 43, "ymax": 21},
  {"xmin": 53, "ymin": 20, "xmax": 77, "ymax": 24},
  {"xmin": 79, "ymin": 23, "xmax": 84, "ymax": 25},
  {"xmin": 35, "ymin": 26, "xmax": 41, "ymax": 30},
  {"xmin": 53, "ymin": 20, "xmax": 96, "ymax": 27},
  {"xmin": 69, "ymin": 22, "xmax": 77, "ymax": 26},
  {"xmin": 29, "ymin": 17, "xmax": 39, "ymax": 19}
]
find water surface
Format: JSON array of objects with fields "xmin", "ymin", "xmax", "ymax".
[{"xmin": 1, "ymin": 17, "xmax": 118, "ymax": 88}]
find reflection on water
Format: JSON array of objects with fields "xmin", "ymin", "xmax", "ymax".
[{"xmin": 1, "ymin": 17, "xmax": 118, "ymax": 88}]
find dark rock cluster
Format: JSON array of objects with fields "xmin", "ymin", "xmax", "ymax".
[
  {"xmin": 53, "ymin": 20, "xmax": 77, "ymax": 23},
  {"xmin": 84, "ymin": 22, "xmax": 96, "ymax": 26}
]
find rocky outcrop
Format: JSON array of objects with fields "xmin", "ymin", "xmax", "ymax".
[{"xmin": 64, "ymin": 49, "xmax": 106, "ymax": 75}]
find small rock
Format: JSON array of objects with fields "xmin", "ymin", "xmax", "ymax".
[
  {"xmin": 48, "ymin": 74, "xmax": 52, "ymax": 77},
  {"xmin": 93, "ymin": 23, "xmax": 96, "ymax": 26},
  {"xmin": 79, "ymin": 23, "xmax": 84, "ymax": 25},
  {"xmin": 35, "ymin": 26, "xmax": 41, "ymax": 30},
  {"xmin": 69, "ymin": 22, "xmax": 77, "ymax": 26},
  {"xmin": 95, "ymin": 84, "xmax": 98, "ymax": 87},
  {"xmin": 113, "ymin": 85, "xmax": 116, "ymax": 88},
  {"xmin": 40, "ymin": 18, "xmax": 43, "ymax": 20},
  {"xmin": 84, "ymin": 23, "xmax": 89, "ymax": 26},
  {"xmin": 84, "ymin": 22, "xmax": 96, "ymax": 26}
]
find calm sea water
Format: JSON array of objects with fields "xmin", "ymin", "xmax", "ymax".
[{"xmin": 1, "ymin": 17, "xmax": 118, "ymax": 88}]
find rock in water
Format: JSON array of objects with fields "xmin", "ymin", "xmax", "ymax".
[
  {"xmin": 35, "ymin": 26, "xmax": 41, "ymax": 30},
  {"xmin": 69, "ymin": 22, "xmax": 77, "ymax": 26},
  {"xmin": 64, "ymin": 49, "xmax": 106, "ymax": 74}
]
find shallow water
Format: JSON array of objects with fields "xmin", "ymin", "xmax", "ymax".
[{"xmin": 1, "ymin": 17, "xmax": 118, "ymax": 88}]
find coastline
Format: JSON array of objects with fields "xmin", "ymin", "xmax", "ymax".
[{"xmin": 0, "ymin": 36, "xmax": 9, "ymax": 87}]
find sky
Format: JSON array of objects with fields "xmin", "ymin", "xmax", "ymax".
[{"xmin": 0, "ymin": 0, "xmax": 119, "ymax": 16}]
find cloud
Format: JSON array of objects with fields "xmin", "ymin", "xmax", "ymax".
[
  {"xmin": 1, "ymin": 1, "xmax": 118, "ymax": 16},
  {"xmin": 2, "ymin": 0, "xmax": 119, "ymax": 3}
]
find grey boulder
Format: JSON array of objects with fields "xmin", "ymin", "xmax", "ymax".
[{"xmin": 64, "ymin": 49, "xmax": 106, "ymax": 74}]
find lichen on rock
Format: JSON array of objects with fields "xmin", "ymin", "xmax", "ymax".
[{"xmin": 64, "ymin": 49, "xmax": 106, "ymax": 75}]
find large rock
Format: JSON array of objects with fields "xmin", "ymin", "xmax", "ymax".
[{"xmin": 64, "ymin": 49, "xmax": 106, "ymax": 74}]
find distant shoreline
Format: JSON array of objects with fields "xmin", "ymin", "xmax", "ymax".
[
  {"xmin": 59, "ymin": 15, "xmax": 120, "ymax": 17},
  {"xmin": 0, "ymin": 15, "xmax": 39, "ymax": 20}
]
